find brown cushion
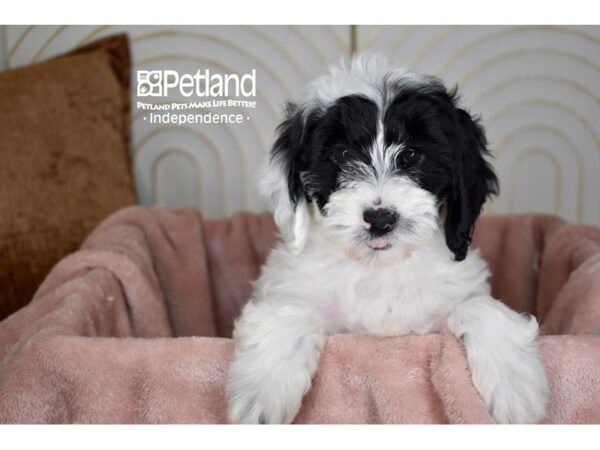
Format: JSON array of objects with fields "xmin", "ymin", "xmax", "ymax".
[{"xmin": 0, "ymin": 34, "xmax": 136, "ymax": 319}]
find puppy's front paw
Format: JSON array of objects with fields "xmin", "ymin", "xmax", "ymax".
[
  {"xmin": 469, "ymin": 322, "xmax": 549, "ymax": 423},
  {"xmin": 479, "ymin": 356, "xmax": 549, "ymax": 424},
  {"xmin": 451, "ymin": 297, "xmax": 549, "ymax": 424},
  {"xmin": 225, "ymin": 361, "xmax": 310, "ymax": 424},
  {"xmin": 225, "ymin": 297, "xmax": 325, "ymax": 424}
]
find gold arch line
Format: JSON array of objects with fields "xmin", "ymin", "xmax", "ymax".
[
  {"xmin": 433, "ymin": 25, "xmax": 600, "ymax": 75},
  {"xmin": 507, "ymin": 148, "xmax": 562, "ymax": 214},
  {"xmin": 245, "ymin": 26, "xmax": 311, "ymax": 79},
  {"xmin": 131, "ymin": 30, "xmax": 297, "ymax": 101},
  {"xmin": 31, "ymin": 25, "xmax": 68, "ymax": 63},
  {"xmin": 387, "ymin": 27, "xmax": 417, "ymax": 56},
  {"xmin": 495, "ymin": 124, "xmax": 581, "ymax": 161},
  {"xmin": 8, "ymin": 25, "xmax": 33, "ymax": 58},
  {"xmin": 75, "ymin": 25, "xmax": 111, "ymax": 48},
  {"xmin": 470, "ymin": 74, "xmax": 600, "ymax": 107},
  {"xmin": 406, "ymin": 26, "xmax": 458, "ymax": 68},
  {"xmin": 135, "ymin": 53, "xmax": 281, "ymax": 124},
  {"xmin": 287, "ymin": 26, "xmax": 329, "ymax": 65},
  {"xmin": 150, "ymin": 147, "xmax": 205, "ymax": 211},
  {"xmin": 349, "ymin": 25, "xmax": 455, "ymax": 65},
  {"xmin": 289, "ymin": 25, "xmax": 349, "ymax": 55},
  {"xmin": 487, "ymin": 98, "xmax": 600, "ymax": 149},
  {"xmin": 290, "ymin": 25, "xmax": 348, "ymax": 59},
  {"xmin": 324, "ymin": 25, "xmax": 349, "ymax": 53},
  {"xmin": 494, "ymin": 124, "xmax": 584, "ymax": 220},
  {"xmin": 134, "ymin": 125, "xmax": 225, "ymax": 189},
  {"xmin": 134, "ymin": 126, "xmax": 227, "ymax": 206},
  {"xmin": 133, "ymin": 105, "xmax": 257, "ymax": 207},
  {"xmin": 358, "ymin": 26, "xmax": 384, "ymax": 53},
  {"xmin": 457, "ymin": 48, "xmax": 600, "ymax": 88}
]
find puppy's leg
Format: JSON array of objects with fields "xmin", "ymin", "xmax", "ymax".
[
  {"xmin": 447, "ymin": 296, "xmax": 549, "ymax": 424},
  {"xmin": 226, "ymin": 297, "xmax": 325, "ymax": 424}
]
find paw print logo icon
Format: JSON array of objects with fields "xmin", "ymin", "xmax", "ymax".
[
  {"xmin": 137, "ymin": 70, "xmax": 163, "ymax": 97},
  {"xmin": 139, "ymin": 83, "xmax": 151, "ymax": 95}
]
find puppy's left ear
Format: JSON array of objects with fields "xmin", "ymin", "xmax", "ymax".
[
  {"xmin": 259, "ymin": 103, "xmax": 311, "ymax": 254},
  {"xmin": 444, "ymin": 108, "xmax": 499, "ymax": 261}
]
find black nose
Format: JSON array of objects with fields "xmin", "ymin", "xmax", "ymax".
[{"xmin": 363, "ymin": 208, "xmax": 398, "ymax": 236}]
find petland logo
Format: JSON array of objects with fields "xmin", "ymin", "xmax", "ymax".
[{"xmin": 137, "ymin": 69, "xmax": 256, "ymax": 98}]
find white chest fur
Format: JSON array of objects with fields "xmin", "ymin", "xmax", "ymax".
[
  {"xmin": 332, "ymin": 262, "xmax": 454, "ymax": 336},
  {"xmin": 258, "ymin": 232, "xmax": 492, "ymax": 337}
]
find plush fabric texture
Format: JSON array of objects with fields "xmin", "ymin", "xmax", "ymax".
[
  {"xmin": 0, "ymin": 207, "xmax": 599, "ymax": 424},
  {"xmin": 0, "ymin": 34, "xmax": 135, "ymax": 320}
]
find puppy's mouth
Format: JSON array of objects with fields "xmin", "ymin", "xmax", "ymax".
[{"xmin": 367, "ymin": 239, "xmax": 392, "ymax": 251}]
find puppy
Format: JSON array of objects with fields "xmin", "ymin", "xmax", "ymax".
[{"xmin": 225, "ymin": 54, "xmax": 549, "ymax": 424}]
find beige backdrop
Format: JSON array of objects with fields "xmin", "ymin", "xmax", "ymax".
[{"xmin": 2, "ymin": 25, "xmax": 599, "ymax": 225}]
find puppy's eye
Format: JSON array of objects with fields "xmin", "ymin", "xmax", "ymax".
[
  {"xmin": 399, "ymin": 149, "xmax": 424, "ymax": 167},
  {"xmin": 337, "ymin": 150, "xmax": 349, "ymax": 161},
  {"xmin": 329, "ymin": 149, "xmax": 349, "ymax": 164}
]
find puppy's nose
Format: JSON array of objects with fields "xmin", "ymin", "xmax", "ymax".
[{"xmin": 363, "ymin": 208, "xmax": 398, "ymax": 235}]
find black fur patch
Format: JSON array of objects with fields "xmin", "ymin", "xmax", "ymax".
[
  {"xmin": 273, "ymin": 95, "xmax": 379, "ymax": 210},
  {"xmin": 383, "ymin": 86, "xmax": 499, "ymax": 260}
]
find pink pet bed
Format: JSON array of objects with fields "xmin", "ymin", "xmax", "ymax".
[{"xmin": 0, "ymin": 207, "xmax": 599, "ymax": 423}]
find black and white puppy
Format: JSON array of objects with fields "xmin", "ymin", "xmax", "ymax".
[{"xmin": 225, "ymin": 54, "xmax": 549, "ymax": 424}]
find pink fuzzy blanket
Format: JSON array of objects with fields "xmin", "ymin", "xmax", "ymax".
[{"xmin": 1, "ymin": 207, "xmax": 599, "ymax": 423}]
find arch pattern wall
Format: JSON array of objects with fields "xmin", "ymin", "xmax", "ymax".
[{"xmin": 4, "ymin": 25, "xmax": 599, "ymax": 225}]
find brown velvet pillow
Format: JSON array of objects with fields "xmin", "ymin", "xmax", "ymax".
[{"xmin": 0, "ymin": 34, "xmax": 136, "ymax": 319}]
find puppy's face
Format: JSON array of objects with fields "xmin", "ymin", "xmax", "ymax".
[{"xmin": 262, "ymin": 55, "xmax": 498, "ymax": 263}]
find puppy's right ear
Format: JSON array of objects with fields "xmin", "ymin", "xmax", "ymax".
[{"xmin": 259, "ymin": 103, "xmax": 310, "ymax": 255}]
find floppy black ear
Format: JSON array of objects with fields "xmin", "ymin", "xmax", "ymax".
[
  {"xmin": 259, "ymin": 102, "xmax": 311, "ymax": 254},
  {"xmin": 271, "ymin": 102, "xmax": 308, "ymax": 203},
  {"xmin": 444, "ymin": 108, "xmax": 499, "ymax": 261}
]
